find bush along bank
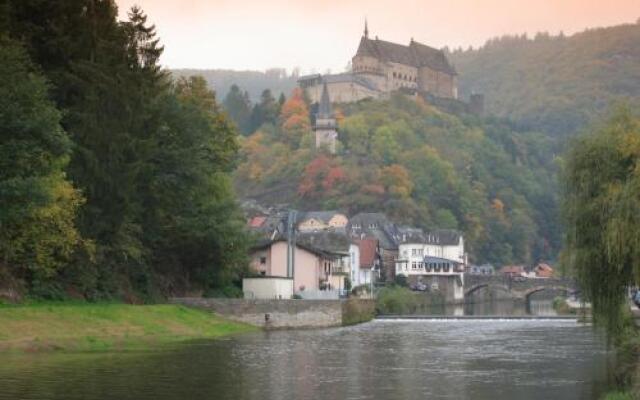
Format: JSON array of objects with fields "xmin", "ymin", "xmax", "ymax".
[
  {"xmin": 375, "ymin": 286, "xmax": 446, "ymax": 315},
  {"xmin": 0, "ymin": 303, "xmax": 256, "ymax": 352}
]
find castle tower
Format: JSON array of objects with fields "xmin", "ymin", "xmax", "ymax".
[
  {"xmin": 314, "ymin": 82, "xmax": 338, "ymax": 154},
  {"xmin": 364, "ymin": 18, "xmax": 369, "ymax": 38}
]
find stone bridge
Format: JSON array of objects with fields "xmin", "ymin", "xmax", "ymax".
[{"xmin": 464, "ymin": 274, "xmax": 577, "ymax": 301}]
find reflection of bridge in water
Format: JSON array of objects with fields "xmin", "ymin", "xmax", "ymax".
[{"xmin": 464, "ymin": 274, "xmax": 577, "ymax": 302}]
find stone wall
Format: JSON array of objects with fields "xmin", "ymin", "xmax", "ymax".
[{"xmin": 170, "ymin": 298, "xmax": 375, "ymax": 329}]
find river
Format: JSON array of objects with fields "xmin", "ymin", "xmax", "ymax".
[{"xmin": 0, "ymin": 310, "xmax": 611, "ymax": 400}]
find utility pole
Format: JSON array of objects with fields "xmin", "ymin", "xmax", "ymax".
[{"xmin": 286, "ymin": 210, "xmax": 297, "ymax": 279}]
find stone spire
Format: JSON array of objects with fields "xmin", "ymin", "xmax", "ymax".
[
  {"xmin": 318, "ymin": 81, "xmax": 333, "ymax": 118},
  {"xmin": 314, "ymin": 81, "xmax": 337, "ymax": 154},
  {"xmin": 364, "ymin": 18, "xmax": 369, "ymax": 38}
]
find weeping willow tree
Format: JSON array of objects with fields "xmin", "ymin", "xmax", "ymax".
[{"xmin": 563, "ymin": 106, "xmax": 640, "ymax": 336}]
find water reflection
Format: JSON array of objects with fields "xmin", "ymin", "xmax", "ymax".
[{"xmin": 0, "ymin": 320, "xmax": 610, "ymax": 400}]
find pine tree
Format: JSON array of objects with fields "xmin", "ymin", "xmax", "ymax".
[{"xmin": 223, "ymin": 84, "xmax": 252, "ymax": 135}]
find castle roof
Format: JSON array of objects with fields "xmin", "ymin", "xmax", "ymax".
[{"xmin": 355, "ymin": 36, "xmax": 457, "ymax": 76}]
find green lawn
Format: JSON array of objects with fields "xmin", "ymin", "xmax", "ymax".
[{"xmin": 0, "ymin": 303, "xmax": 255, "ymax": 352}]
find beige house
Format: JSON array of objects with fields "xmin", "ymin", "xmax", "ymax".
[{"xmin": 297, "ymin": 211, "xmax": 348, "ymax": 232}]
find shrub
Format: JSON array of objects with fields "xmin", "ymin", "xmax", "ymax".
[
  {"xmin": 376, "ymin": 286, "xmax": 419, "ymax": 314},
  {"xmin": 394, "ymin": 275, "xmax": 408, "ymax": 287}
]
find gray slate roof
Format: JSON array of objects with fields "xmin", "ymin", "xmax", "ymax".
[
  {"xmin": 323, "ymin": 73, "xmax": 379, "ymax": 92},
  {"xmin": 296, "ymin": 230, "xmax": 351, "ymax": 255},
  {"xmin": 356, "ymin": 37, "xmax": 457, "ymax": 75}
]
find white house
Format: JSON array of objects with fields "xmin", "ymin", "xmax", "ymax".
[{"xmin": 394, "ymin": 229, "xmax": 466, "ymax": 300}]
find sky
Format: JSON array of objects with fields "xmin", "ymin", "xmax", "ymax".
[{"xmin": 115, "ymin": 0, "xmax": 639, "ymax": 73}]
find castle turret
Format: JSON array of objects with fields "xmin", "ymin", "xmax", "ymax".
[{"xmin": 314, "ymin": 82, "xmax": 338, "ymax": 153}]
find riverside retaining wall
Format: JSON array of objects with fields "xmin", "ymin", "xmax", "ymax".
[{"xmin": 170, "ymin": 298, "xmax": 375, "ymax": 329}]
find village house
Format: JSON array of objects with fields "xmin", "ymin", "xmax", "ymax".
[
  {"xmin": 501, "ymin": 265, "xmax": 526, "ymax": 278},
  {"xmin": 534, "ymin": 263, "xmax": 554, "ymax": 278},
  {"xmin": 469, "ymin": 264, "xmax": 495, "ymax": 275},
  {"xmin": 297, "ymin": 210, "xmax": 348, "ymax": 232},
  {"xmin": 249, "ymin": 239, "xmax": 346, "ymax": 299},
  {"xmin": 393, "ymin": 227, "xmax": 466, "ymax": 300},
  {"xmin": 352, "ymin": 238, "xmax": 380, "ymax": 287},
  {"xmin": 349, "ymin": 213, "xmax": 399, "ymax": 282},
  {"xmin": 296, "ymin": 229, "xmax": 356, "ymax": 295}
]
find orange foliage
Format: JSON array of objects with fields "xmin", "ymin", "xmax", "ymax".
[
  {"xmin": 322, "ymin": 166, "xmax": 347, "ymax": 190},
  {"xmin": 492, "ymin": 198, "xmax": 505, "ymax": 213},
  {"xmin": 280, "ymin": 88, "xmax": 308, "ymax": 122},
  {"xmin": 298, "ymin": 155, "xmax": 347, "ymax": 197},
  {"xmin": 282, "ymin": 113, "xmax": 310, "ymax": 132}
]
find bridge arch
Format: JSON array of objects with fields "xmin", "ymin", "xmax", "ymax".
[
  {"xmin": 465, "ymin": 283, "xmax": 511, "ymax": 297},
  {"xmin": 523, "ymin": 286, "xmax": 572, "ymax": 300}
]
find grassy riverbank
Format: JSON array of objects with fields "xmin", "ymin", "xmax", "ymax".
[{"xmin": 0, "ymin": 303, "xmax": 255, "ymax": 352}]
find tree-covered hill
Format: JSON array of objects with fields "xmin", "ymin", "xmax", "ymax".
[
  {"xmin": 449, "ymin": 21, "xmax": 640, "ymax": 136},
  {"xmin": 235, "ymin": 92, "xmax": 561, "ymax": 266},
  {"xmin": 171, "ymin": 68, "xmax": 298, "ymax": 103}
]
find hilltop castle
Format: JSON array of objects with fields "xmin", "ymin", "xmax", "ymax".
[{"xmin": 299, "ymin": 21, "xmax": 458, "ymax": 104}]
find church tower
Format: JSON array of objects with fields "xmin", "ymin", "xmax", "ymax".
[{"xmin": 314, "ymin": 81, "xmax": 338, "ymax": 154}]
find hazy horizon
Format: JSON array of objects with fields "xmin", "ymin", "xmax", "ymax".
[{"xmin": 115, "ymin": 0, "xmax": 639, "ymax": 73}]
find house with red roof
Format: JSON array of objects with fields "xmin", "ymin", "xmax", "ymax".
[
  {"xmin": 534, "ymin": 263, "xmax": 554, "ymax": 278},
  {"xmin": 352, "ymin": 238, "xmax": 380, "ymax": 287}
]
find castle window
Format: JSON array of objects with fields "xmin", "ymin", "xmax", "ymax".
[{"xmin": 393, "ymin": 72, "xmax": 396, "ymax": 78}]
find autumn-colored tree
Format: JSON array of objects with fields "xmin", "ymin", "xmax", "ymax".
[
  {"xmin": 298, "ymin": 155, "xmax": 331, "ymax": 197},
  {"xmin": 381, "ymin": 164, "xmax": 413, "ymax": 198},
  {"xmin": 279, "ymin": 88, "xmax": 311, "ymax": 147}
]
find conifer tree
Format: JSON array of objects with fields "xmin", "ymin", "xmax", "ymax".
[{"xmin": 223, "ymin": 84, "xmax": 252, "ymax": 135}]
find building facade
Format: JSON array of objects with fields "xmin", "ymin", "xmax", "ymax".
[
  {"xmin": 298, "ymin": 22, "xmax": 458, "ymax": 105},
  {"xmin": 352, "ymin": 22, "xmax": 458, "ymax": 99}
]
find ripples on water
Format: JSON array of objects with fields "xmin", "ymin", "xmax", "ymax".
[{"xmin": 0, "ymin": 320, "xmax": 609, "ymax": 400}]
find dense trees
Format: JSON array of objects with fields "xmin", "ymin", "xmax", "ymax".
[
  {"xmin": 236, "ymin": 93, "xmax": 560, "ymax": 265},
  {"xmin": 563, "ymin": 106, "xmax": 640, "ymax": 335},
  {"xmin": 449, "ymin": 22, "xmax": 640, "ymax": 137},
  {"xmin": 1, "ymin": 1, "xmax": 249, "ymax": 300},
  {"xmin": 0, "ymin": 38, "xmax": 85, "ymax": 291}
]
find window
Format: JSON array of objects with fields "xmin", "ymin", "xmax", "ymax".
[
  {"xmin": 443, "ymin": 264, "xmax": 450, "ymax": 272},
  {"xmin": 260, "ymin": 257, "xmax": 266, "ymax": 265},
  {"xmin": 260, "ymin": 271, "xmax": 266, "ymax": 276},
  {"xmin": 393, "ymin": 72, "xmax": 397, "ymax": 78}
]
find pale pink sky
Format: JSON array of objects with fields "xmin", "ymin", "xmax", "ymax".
[{"xmin": 115, "ymin": 0, "xmax": 639, "ymax": 72}]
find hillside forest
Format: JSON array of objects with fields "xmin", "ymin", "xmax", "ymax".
[{"xmin": 234, "ymin": 90, "xmax": 560, "ymax": 266}]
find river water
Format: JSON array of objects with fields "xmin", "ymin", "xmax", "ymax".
[{"xmin": 0, "ymin": 314, "xmax": 611, "ymax": 400}]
